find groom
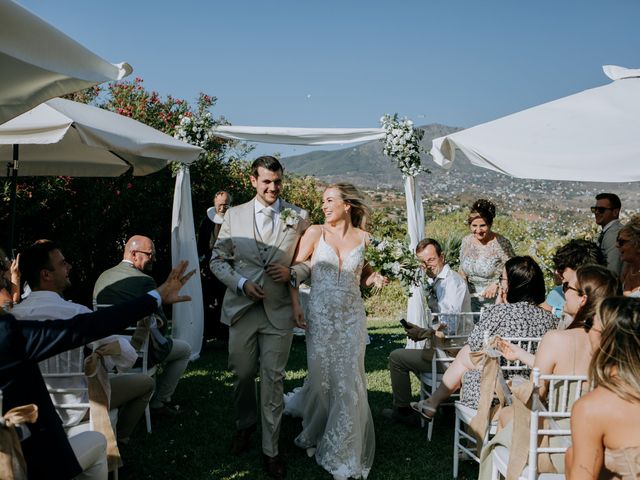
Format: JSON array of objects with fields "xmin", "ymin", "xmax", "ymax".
[{"xmin": 210, "ymin": 156, "xmax": 309, "ymax": 479}]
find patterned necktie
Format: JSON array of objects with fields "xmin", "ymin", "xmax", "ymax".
[{"xmin": 597, "ymin": 229, "xmax": 604, "ymax": 247}]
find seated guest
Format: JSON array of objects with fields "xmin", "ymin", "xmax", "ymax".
[
  {"xmin": 94, "ymin": 235, "xmax": 191, "ymax": 416},
  {"xmin": 477, "ymin": 265, "xmax": 621, "ymax": 479},
  {"xmin": 0, "ymin": 262, "xmax": 193, "ymax": 480},
  {"xmin": 565, "ymin": 296, "xmax": 640, "ymax": 480},
  {"xmin": 616, "ymin": 213, "xmax": 640, "ymax": 296},
  {"xmin": 382, "ymin": 238, "xmax": 471, "ymax": 426},
  {"xmin": 411, "ymin": 256, "xmax": 557, "ymax": 419},
  {"xmin": 0, "ymin": 247, "xmax": 20, "ymax": 305},
  {"xmin": 540, "ymin": 239, "xmax": 605, "ymax": 327},
  {"xmin": 11, "ymin": 240, "xmax": 155, "ymax": 444}
]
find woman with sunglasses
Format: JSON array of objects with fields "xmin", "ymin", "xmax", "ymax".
[
  {"xmin": 499, "ymin": 264, "xmax": 621, "ymax": 389},
  {"xmin": 565, "ymin": 296, "xmax": 640, "ymax": 480},
  {"xmin": 617, "ymin": 214, "xmax": 640, "ymax": 297}
]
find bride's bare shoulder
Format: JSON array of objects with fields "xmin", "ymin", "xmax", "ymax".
[{"xmin": 302, "ymin": 224, "xmax": 323, "ymax": 240}]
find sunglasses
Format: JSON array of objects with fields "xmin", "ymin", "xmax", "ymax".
[
  {"xmin": 562, "ymin": 282, "xmax": 582, "ymax": 295},
  {"xmin": 590, "ymin": 206, "xmax": 614, "ymax": 214}
]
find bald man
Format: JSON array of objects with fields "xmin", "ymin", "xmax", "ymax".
[{"xmin": 93, "ymin": 235, "xmax": 191, "ymax": 416}]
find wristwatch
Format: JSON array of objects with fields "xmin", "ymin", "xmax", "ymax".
[{"xmin": 289, "ymin": 267, "xmax": 297, "ymax": 288}]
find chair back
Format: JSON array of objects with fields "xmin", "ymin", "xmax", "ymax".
[
  {"xmin": 41, "ymin": 347, "xmax": 89, "ymax": 428},
  {"xmin": 525, "ymin": 368, "xmax": 589, "ymax": 480}
]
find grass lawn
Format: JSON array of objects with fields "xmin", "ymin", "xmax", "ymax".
[{"xmin": 119, "ymin": 319, "xmax": 479, "ymax": 479}]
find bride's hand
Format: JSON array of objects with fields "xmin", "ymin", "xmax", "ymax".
[
  {"xmin": 370, "ymin": 272, "xmax": 389, "ymax": 289},
  {"xmin": 291, "ymin": 304, "xmax": 306, "ymax": 329}
]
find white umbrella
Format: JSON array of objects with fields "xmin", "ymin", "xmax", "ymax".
[
  {"xmin": 0, "ymin": 97, "xmax": 205, "ymax": 359},
  {"xmin": 0, "ymin": 0, "xmax": 132, "ymax": 125},
  {"xmin": 0, "ymin": 98, "xmax": 202, "ymax": 175},
  {"xmin": 430, "ymin": 65, "xmax": 640, "ymax": 182}
]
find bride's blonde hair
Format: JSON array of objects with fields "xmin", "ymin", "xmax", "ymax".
[{"xmin": 326, "ymin": 183, "xmax": 370, "ymax": 229}]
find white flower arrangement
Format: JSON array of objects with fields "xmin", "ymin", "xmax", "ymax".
[
  {"xmin": 365, "ymin": 238, "xmax": 424, "ymax": 296},
  {"xmin": 380, "ymin": 113, "xmax": 425, "ymax": 177},
  {"xmin": 174, "ymin": 111, "xmax": 216, "ymax": 150},
  {"xmin": 280, "ymin": 208, "xmax": 300, "ymax": 228}
]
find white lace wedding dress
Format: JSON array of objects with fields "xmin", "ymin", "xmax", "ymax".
[{"xmin": 284, "ymin": 231, "xmax": 375, "ymax": 479}]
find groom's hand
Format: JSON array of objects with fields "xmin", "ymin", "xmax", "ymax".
[
  {"xmin": 243, "ymin": 281, "xmax": 265, "ymax": 301},
  {"xmin": 265, "ymin": 263, "xmax": 290, "ymax": 283}
]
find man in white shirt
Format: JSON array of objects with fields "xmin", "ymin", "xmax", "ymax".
[
  {"xmin": 12, "ymin": 240, "xmax": 154, "ymax": 445},
  {"xmin": 383, "ymin": 238, "xmax": 471, "ymax": 426},
  {"xmin": 593, "ymin": 193, "xmax": 623, "ymax": 276}
]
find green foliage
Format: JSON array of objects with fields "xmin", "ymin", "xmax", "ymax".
[
  {"xmin": 281, "ymin": 175, "xmax": 324, "ymax": 224},
  {"xmin": 1, "ymin": 78, "xmax": 258, "ymax": 305}
]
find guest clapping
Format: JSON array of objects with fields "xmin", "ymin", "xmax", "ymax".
[
  {"xmin": 0, "ymin": 247, "xmax": 20, "ymax": 305},
  {"xmin": 459, "ymin": 199, "xmax": 514, "ymax": 311}
]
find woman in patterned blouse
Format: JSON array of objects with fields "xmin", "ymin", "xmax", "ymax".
[
  {"xmin": 411, "ymin": 256, "xmax": 558, "ymax": 418},
  {"xmin": 459, "ymin": 199, "xmax": 515, "ymax": 311}
]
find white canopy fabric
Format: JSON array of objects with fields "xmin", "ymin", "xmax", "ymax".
[
  {"xmin": 0, "ymin": 0, "xmax": 132, "ymax": 125},
  {"xmin": 0, "ymin": 98, "xmax": 201, "ymax": 175},
  {"xmin": 211, "ymin": 125, "xmax": 385, "ymax": 145},
  {"xmin": 430, "ymin": 65, "xmax": 640, "ymax": 182},
  {"xmin": 0, "ymin": 97, "xmax": 205, "ymax": 359},
  {"xmin": 171, "ymin": 166, "xmax": 204, "ymax": 357},
  {"xmin": 209, "ymin": 125, "xmax": 427, "ymax": 343}
]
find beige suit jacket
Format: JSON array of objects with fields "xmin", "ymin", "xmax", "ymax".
[{"xmin": 210, "ymin": 198, "xmax": 309, "ymax": 329}]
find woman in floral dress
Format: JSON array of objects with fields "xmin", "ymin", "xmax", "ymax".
[{"xmin": 459, "ymin": 199, "xmax": 515, "ymax": 311}]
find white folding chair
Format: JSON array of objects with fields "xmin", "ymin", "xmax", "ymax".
[
  {"xmin": 490, "ymin": 368, "xmax": 589, "ymax": 480},
  {"xmin": 418, "ymin": 311, "xmax": 479, "ymax": 440},
  {"xmin": 452, "ymin": 335, "xmax": 541, "ymax": 478},
  {"xmin": 42, "ymin": 348, "xmax": 120, "ymax": 480},
  {"xmin": 93, "ymin": 302, "xmax": 157, "ymax": 433}
]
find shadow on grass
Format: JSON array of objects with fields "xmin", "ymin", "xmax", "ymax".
[{"xmin": 119, "ymin": 321, "xmax": 478, "ymax": 480}]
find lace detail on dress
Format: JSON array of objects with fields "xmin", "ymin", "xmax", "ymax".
[
  {"xmin": 284, "ymin": 233, "xmax": 374, "ymax": 479},
  {"xmin": 459, "ymin": 233, "xmax": 514, "ymax": 310}
]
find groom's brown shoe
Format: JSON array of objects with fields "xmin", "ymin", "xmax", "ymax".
[
  {"xmin": 230, "ymin": 423, "xmax": 256, "ymax": 455},
  {"xmin": 263, "ymin": 453, "xmax": 287, "ymax": 479}
]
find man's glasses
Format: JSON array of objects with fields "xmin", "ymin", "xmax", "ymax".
[
  {"xmin": 616, "ymin": 237, "xmax": 629, "ymax": 247},
  {"xmin": 590, "ymin": 206, "xmax": 614, "ymax": 214},
  {"xmin": 562, "ymin": 282, "xmax": 582, "ymax": 295},
  {"xmin": 133, "ymin": 250, "xmax": 155, "ymax": 259}
]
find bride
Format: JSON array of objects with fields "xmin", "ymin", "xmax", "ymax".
[{"xmin": 285, "ymin": 183, "xmax": 386, "ymax": 480}]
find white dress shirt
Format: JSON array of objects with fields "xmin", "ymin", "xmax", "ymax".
[{"xmin": 426, "ymin": 264, "xmax": 472, "ymax": 334}]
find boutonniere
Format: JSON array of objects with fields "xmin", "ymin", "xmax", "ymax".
[{"xmin": 280, "ymin": 208, "xmax": 300, "ymax": 228}]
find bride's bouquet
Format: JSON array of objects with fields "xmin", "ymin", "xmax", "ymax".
[{"xmin": 365, "ymin": 238, "xmax": 424, "ymax": 296}]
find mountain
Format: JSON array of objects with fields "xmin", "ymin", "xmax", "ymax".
[{"xmin": 281, "ymin": 123, "xmax": 640, "ymax": 213}]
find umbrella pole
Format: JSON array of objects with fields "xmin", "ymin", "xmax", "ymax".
[{"xmin": 8, "ymin": 145, "xmax": 18, "ymax": 256}]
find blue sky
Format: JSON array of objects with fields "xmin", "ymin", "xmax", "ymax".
[{"xmin": 17, "ymin": 0, "xmax": 640, "ymax": 157}]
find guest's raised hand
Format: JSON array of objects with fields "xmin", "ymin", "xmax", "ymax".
[
  {"xmin": 265, "ymin": 263, "xmax": 290, "ymax": 283},
  {"xmin": 9, "ymin": 253, "xmax": 20, "ymax": 283},
  {"xmin": 157, "ymin": 260, "xmax": 195, "ymax": 304},
  {"xmin": 496, "ymin": 338, "xmax": 522, "ymax": 362},
  {"xmin": 243, "ymin": 281, "xmax": 265, "ymax": 301}
]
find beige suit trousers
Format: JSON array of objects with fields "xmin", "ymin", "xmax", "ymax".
[{"xmin": 228, "ymin": 302, "xmax": 293, "ymax": 457}]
